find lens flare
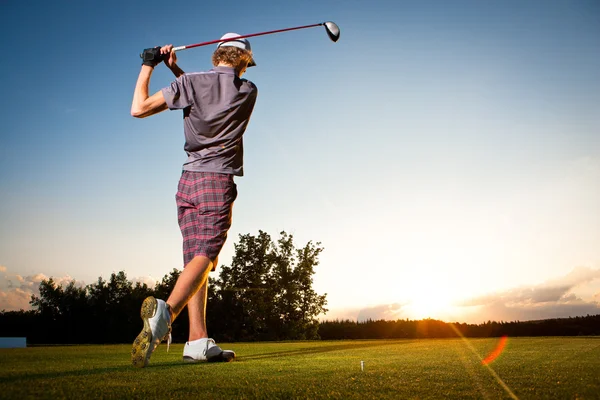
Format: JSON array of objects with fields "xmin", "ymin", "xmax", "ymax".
[
  {"xmin": 449, "ymin": 324, "xmax": 518, "ymax": 400},
  {"xmin": 482, "ymin": 335, "xmax": 509, "ymax": 365}
]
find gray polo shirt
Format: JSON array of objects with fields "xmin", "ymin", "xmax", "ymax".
[{"xmin": 162, "ymin": 66, "xmax": 258, "ymax": 176}]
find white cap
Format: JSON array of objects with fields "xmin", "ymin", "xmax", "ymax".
[{"xmin": 217, "ymin": 33, "xmax": 256, "ymax": 67}]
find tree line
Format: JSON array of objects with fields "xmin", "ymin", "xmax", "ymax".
[
  {"xmin": 0, "ymin": 231, "xmax": 327, "ymax": 344},
  {"xmin": 1, "ymin": 230, "xmax": 599, "ymax": 343},
  {"xmin": 318, "ymin": 315, "xmax": 600, "ymax": 340}
]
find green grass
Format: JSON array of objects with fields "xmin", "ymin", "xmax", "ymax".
[{"xmin": 1, "ymin": 337, "xmax": 599, "ymax": 399}]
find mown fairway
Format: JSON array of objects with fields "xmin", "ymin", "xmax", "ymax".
[{"xmin": 1, "ymin": 337, "xmax": 598, "ymax": 399}]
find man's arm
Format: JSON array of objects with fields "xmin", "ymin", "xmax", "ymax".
[
  {"xmin": 163, "ymin": 44, "xmax": 185, "ymax": 78},
  {"xmin": 131, "ymin": 44, "xmax": 184, "ymax": 118},
  {"xmin": 167, "ymin": 60, "xmax": 185, "ymax": 78},
  {"xmin": 131, "ymin": 65, "xmax": 168, "ymax": 118}
]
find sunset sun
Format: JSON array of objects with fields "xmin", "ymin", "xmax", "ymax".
[{"xmin": 400, "ymin": 277, "xmax": 467, "ymax": 321}]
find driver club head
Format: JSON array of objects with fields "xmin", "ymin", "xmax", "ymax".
[{"xmin": 323, "ymin": 21, "xmax": 340, "ymax": 42}]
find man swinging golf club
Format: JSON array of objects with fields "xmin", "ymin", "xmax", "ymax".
[{"xmin": 130, "ymin": 34, "xmax": 258, "ymax": 367}]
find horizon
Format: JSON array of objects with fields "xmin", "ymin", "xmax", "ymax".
[
  {"xmin": 1, "ymin": 0, "xmax": 599, "ymax": 325},
  {"xmin": 2, "ymin": 263, "xmax": 599, "ymax": 325}
]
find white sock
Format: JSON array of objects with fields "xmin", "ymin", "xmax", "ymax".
[{"xmin": 187, "ymin": 338, "xmax": 209, "ymax": 346}]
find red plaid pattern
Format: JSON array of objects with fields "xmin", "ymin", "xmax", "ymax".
[{"xmin": 176, "ymin": 171, "xmax": 237, "ymax": 269}]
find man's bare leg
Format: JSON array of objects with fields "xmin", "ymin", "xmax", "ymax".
[
  {"xmin": 186, "ymin": 255, "xmax": 217, "ymax": 340},
  {"xmin": 187, "ymin": 281, "xmax": 208, "ymax": 341},
  {"xmin": 167, "ymin": 255, "xmax": 213, "ymax": 321},
  {"xmin": 172, "ymin": 255, "xmax": 235, "ymax": 362}
]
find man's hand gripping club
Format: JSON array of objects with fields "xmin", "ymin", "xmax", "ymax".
[
  {"xmin": 140, "ymin": 45, "xmax": 179, "ymax": 68},
  {"xmin": 131, "ymin": 45, "xmax": 180, "ymax": 118}
]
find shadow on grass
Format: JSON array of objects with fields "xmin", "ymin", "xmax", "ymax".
[
  {"xmin": 0, "ymin": 360, "xmax": 202, "ymax": 385},
  {"xmin": 237, "ymin": 339, "xmax": 417, "ymax": 362},
  {"xmin": 0, "ymin": 340, "xmax": 415, "ymax": 383}
]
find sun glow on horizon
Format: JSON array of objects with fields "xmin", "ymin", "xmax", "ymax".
[{"xmin": 398, "ymin": 274, "xmax": 472, "ymax": 321}]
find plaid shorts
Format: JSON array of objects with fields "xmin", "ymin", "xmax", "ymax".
[{"xmin": 176, "ymin": 171, "xmax": 237, "ymax": 269}]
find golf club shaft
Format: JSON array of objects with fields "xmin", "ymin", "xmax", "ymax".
[{"xmin": 173, "ymin": 23, "xmax": 324, "ymax": 52}]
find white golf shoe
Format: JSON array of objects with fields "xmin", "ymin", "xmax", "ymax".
[
  {"xmin": 183, "ymin": 338, "xmax": 235, "ymax": 363},
  {"xmin": 131, "ymin": 296, "xmax": 172, "ymax": 368}
]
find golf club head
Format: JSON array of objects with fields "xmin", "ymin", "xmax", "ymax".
[{"xmin": 323, "ymin": 21, "xmax": 340, "ymax": 42}]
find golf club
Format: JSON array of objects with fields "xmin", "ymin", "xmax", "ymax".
[
  {"xmin": 174, "ymin": 21, "xmax": 340, "ymax": 51},
  {"xmin": 141, "ymin": 21, "xmax": 339, "ymax": 62}
]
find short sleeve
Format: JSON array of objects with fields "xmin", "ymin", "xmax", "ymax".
[{"xmin": 161, "ymin": 74, "xmax": 193, "ymax": 110}]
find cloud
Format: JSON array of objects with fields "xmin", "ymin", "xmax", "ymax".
[
  {"xmin": 321, "ymin": 303, "xmax": 407, "ymax": 322},
  {"xmin": 462, "ymin": 266, "xmax": 600, "ymax": 307},
  {"xmin": 0, "ymin": 272, "xmax": 42, "ymax": 312},
  {"xmin": 547, "ymin": 266, "xmax": 600, "ymax": 289},
  {"xmin": 132, "ymin": 276, "xmax": 157, "ymax": 288},
  {"xmin": 319, "ymin": 308, "xmax": 360, "ymax": 322},
  {"xmin": 322, "ymin": 267, "xmax": 600, "ymax": 324},
  {"xmin": 0, "ymin": 288, "xmax": 33, "ymax": 312},
  {"xmin": 462, "ymin": 297, "xmax": 599, "ymax": 323},
  {"xmin": 459, "ymin": 266, "xmax": 600, "ymax": 323},
  {"xmin": 0, "ymin": 267, "xmax": 84, "ymax": 312},
  {"xmin": 357, "ymin": 303, "xmax": 405, "ymax": 322},
  {"xmin": 0, "ymin": 266, "xmax": 159, "ymax": 312}
]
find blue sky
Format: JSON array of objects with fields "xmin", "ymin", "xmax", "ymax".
[{"xmin": 1, "ymin": 0, "xmax": 599, "ymax": 323}]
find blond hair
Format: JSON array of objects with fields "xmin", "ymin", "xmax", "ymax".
[{"xmin": 212, "ymin": 46, "xmax": 253, "ymax": 74}]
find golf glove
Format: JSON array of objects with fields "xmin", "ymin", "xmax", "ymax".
[{"xmin": 140, "ymin": 47, "xmax": 164, "ymax": 67}]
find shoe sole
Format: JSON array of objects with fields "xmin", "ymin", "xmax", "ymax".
[
  {"xmin": 210, "ymin": 350, "xmax": 235, "ymax": 363},
  {"xmin": 131, "ymin": 296, "xmax": 157, "ymax": 368},
  {"xmin": 182, "ymin": 350, "xmax": 236, "ymax": 363}
]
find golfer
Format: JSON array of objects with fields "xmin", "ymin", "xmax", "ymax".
[{"xmin": 130, "ymin": 34, "xmax": 258, "ymax": 368}]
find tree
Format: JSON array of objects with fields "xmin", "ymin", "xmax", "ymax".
[
  {"xmin": 20, "ymin": 230, "xmax": 328, "ymax": 343},
  {"xmin": 292, "ymin": 238, "xmax": 328, "ymax": 339},
  {"xmin": 87, "ymin": 271, "xmax": 139, "ymax": 343},
  {"xmin": 210, "ymin": 231, "xmax": 277, "ymax": 341},
  {"xmin": 154, "ymin": 269, "xmax": 190, "ymax": 342},
  {"xmin": 207, "ymin": 231, "xmax": 328, "ymax": 341},
  {"xmin": 29, "ymin": 278, "xmax": 88, "ymax": 343},
  {"xmin": 29, "ymin": 272, "xmax": 156, "ymax": 343}
]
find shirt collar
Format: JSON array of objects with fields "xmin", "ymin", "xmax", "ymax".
[{"xmin": 212, "ymin": 66, "xmax": 237, "ymax": 75}]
